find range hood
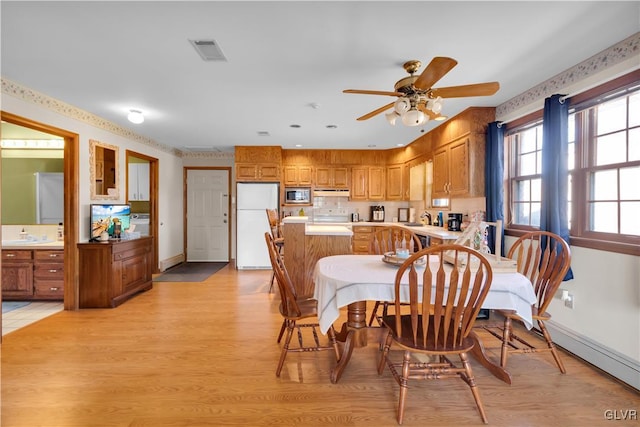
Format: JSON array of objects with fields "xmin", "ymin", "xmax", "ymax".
[{"xmin": 313, "ymin": 189, "xmax": 350, "ymax": 197}]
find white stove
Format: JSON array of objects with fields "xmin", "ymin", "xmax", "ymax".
[{"xmin": 313, "ymin": 207, "xmax": 350, "ymax": 224}]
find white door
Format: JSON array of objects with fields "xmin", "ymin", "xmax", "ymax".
[{"xmin": 187, "ymin": 169, "xmax": 229, "ymax": 262}]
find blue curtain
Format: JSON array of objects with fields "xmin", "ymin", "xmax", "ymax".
[
  {"xmin": 541, "ymin": 94, "xmax": 574, "ymax": 280},
  {"xmin": 485, "ymin": 121, "xmax": 505, "ymax": 257}
]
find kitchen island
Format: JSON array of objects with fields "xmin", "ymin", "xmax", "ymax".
[{"xmin": 281, "ymin": 217, "xmax": 353, "ymax": 298}]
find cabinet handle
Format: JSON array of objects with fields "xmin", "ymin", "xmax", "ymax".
[
  {"xmin": 50, "ymin": 287, "xmax": 59, "ymax": 291},
  {"xmin": 49, "ymin": 269, "xmax": 58, "ymax": 273},
  {"xmin": 6, "ymin": 253, "xmax": 15, "ymax": 257},
  {"xmin": 49, "ymin": 254, "xmax": 59, "ymax": 258}
]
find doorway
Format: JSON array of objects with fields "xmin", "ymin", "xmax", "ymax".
[
  {"xmin": 184, "ymin": 168, "xmax": 231, "ymax": 262},
  {"xmin": 0, "ymin": 111, "xmax": 80, "ymax": 320},
  {"xmin": 126, "ymin": 150, "xmax": 159, "ymax": 272}
]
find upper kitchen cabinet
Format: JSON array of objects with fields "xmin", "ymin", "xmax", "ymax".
[
  {"xmin": 128, "ymin": 162, "xmax": 150, "ymax": 201},
  {"xmin": 315, "ymin": 166, "xmax": 349, "ymax": 189},
  {"xmin": 432, "ymin": 136, "xmax": 484, "ymax": 198},
  {"xmin": 386, "ymin": 163, "xmax": 407, "ymax": 201},
  {"xmin": 283, "ymin": 165, "xmax": 312, "ymax": 186},
  {"xmin": 235, "ymin": 146, "xmax": 282, "ymax": 182},
  {"xmin": 351, "ymin": 166, "xmax": 385, "ymax": 201}
]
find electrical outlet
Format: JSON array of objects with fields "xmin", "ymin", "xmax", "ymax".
[{"xmin": 564, "ymin": 294, "xmax": 574, "ymax": 309}]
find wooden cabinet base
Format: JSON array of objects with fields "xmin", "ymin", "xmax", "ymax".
[{"xmin": 78, "ymin": 237, "xmax": 153, "ymax": 308}]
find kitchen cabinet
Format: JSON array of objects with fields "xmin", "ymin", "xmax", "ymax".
[
  {"xmin": 235, "ymin": 146, "xmax": 282, "ymax": 182},
  {"xmin": 1, "ymin": 250, "xmax": 33, "ymax": 299},
  {"xmin": 33, "ymin": 250, "xmax": 64, "ymax": 299},
  {"xmin": 315, "ymin": 166, "xmax": 349, "ymax": 189},
  {"xmin": 78, "ymin": 237, "xmax": 153, "ymax": 308},
  {"xmin": 283, "ymin": 165, "xmax": 312, "ymax": 186},
  {"xmin": 351, "ymin": 166, "xmax": 385, "ymax": 201},
  {"xmin": 433, "ymin": 137, "xmax": 480, "ymax": 198},
  {"xmin": 386, "ymin": 164, "xmax": 406, "ymax": 201},
  {"xmin": 236, "ymin": 163, "xmax": 281, "ymax": 182},
  {"xmin": 352, "ymin": 225, "xmax": 377, "ymax": 254},
  {"xmin": 128, "ymin": 162, "xmax": 150, "ymax": 201}
]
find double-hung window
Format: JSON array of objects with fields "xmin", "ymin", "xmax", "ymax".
[{"xmin": 506, "ymin": 73, "xmax": 640, "ymax": 255}]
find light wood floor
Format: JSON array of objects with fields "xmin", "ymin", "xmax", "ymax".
[{"xmin": 1, "ymin": 265, "xmax": 638, "ymax": 427}]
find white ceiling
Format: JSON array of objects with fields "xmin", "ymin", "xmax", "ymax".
[{"xmin": 1, "ymin": 1, "xmax": 638, "ymax": 153}]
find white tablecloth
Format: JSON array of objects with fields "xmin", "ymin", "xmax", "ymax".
[{"xmin": 313, "ymin": 254, "xmax": 537, "ymax": 334}]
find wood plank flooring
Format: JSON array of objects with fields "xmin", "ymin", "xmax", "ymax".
[{"xmin": 1, "ymin": 265, "xmax": 638, "ymax": 426}]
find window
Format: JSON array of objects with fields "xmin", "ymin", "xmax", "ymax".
[{"xmin": 506, "ymin": 73, "xmax": 640, "ymax": 255}]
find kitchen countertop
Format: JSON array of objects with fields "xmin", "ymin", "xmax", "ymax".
[
  {"xmin": 2, "ymin": 240, "xmax": 64, "ymax": 250},
  {"xmin": 351, "ymin": 221, "xmax": 462, "ymax": 239},
  {"xmin": 305, "ymin": 224, "xmax": 353, "ymax": 236}
]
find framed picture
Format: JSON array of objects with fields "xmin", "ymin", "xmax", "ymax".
[{"xmin": 398, "ymin": 208, "xmax": 409, "ymax": 223}]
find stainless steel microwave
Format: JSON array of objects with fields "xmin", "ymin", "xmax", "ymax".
[{"xmin": 284, "ymin": 187, "xmax": 311, "ymax": 204}]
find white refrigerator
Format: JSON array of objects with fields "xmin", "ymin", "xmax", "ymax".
[{"xmin": 236, "ymin": 182, "xmax": 279, "ymax": 269}]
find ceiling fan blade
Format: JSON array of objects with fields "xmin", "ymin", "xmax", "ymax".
[
  {"xmin": 413, "ymin": 57, "xmax": 458, "ymax": 90},
  {"xmin": 418, "ymin": 104, "xmax": 439, "ymax": 120},
  {"xmin": 431, "ymin": 82, "xmax": 500, "ymax": 98},
  {"xmin": 344, "ymin": 89, "xmax": 404, "ymax": 97},
  {"xmin": 356, "ymin": 102, "xmax": 394, "ymax": 121}
]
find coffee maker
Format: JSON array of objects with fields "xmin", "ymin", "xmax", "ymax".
[
  {"xmin": 370, "ymin": 205, "xmax": 385, "ymax": 222},
  {"xmin": 447, "ymin": 213, "xmax": 463, "ymax": 231}
]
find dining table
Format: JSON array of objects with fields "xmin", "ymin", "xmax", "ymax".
[{"xmin": 313, "ymin": 254, "xmax": 537, "ymax": 384}]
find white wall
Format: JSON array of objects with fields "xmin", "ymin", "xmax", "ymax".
[{"xmin": 1, "ymin": 90, "xmax": 185, "ymax": 268}]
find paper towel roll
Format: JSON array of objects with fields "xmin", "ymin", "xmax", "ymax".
[{"xmin": 409, "ymin": 208, "xmax": 416, "ymax": 223}]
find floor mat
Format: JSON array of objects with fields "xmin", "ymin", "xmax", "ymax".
[
  {"xmin": 2, "ymin": 301, "xmax": 31, "ymax": 314},
  {"xmin": 153, "ymin": 262, "xmax": 228, "ymax": 282}
]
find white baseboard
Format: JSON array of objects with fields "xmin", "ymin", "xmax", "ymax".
[
  {"xmin": 159, "ymin": 254, "xmax": 185, "ymax": 272},
  {"xmin": 547, "ymin": 320, "xmax": 640, "ymax": 390}
]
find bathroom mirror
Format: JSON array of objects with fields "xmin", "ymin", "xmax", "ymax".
[{"xmin": 90, "ymin": 139, "xmax": 119, "ymax": 200}]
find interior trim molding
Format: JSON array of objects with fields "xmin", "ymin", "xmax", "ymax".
[
  {"xmin": 547, "ymin": 320, "xmax": 640, "ymax": 391},
  {"xmin": 496, "ymin": 32, "xmax": 640, "ymax": 121},
  {"xmin": 1, "ymin": 77, "xmax": 182, "ymax": 157}
]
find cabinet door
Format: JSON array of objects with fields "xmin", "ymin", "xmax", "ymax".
[
  {"xmin": 136, "ymin": 163, "xmax": 150, "ymax": 201},
  {"xmin": 258, "ymin": 164, "xmax": 280, "ymax": 181},
  {"xmin": 315, "ymin": 166, "xmax": 331, "ymax": 187},
  {"xmin": 386, "ymin": 164, "xmax": 403, "ymax": 200},
  {"xmin": 448, "ymin": 139, "xmax": 470, "ymax": 195},
  {"xmin": 432, "ymin": 148, "xmax": 449, "ymax": 198},
  {"xmin": 332, "ymin": 167, "xmax": 350, "ymax": 188},
  {"xmin": 283, "ymin": 166, "xmax": 299, "ymax": 186},
  {"xmin": 368, "ymin": 167, "xmax": 385, "ymax": 200},
  {"xmin": 236, "ymin": 164, "xmax": 259, "ymax": 181},
  {"xmin": 350, "ymin": 167, "xmax": 368, "ymax": 200},
  {"xmin": 2, "ymin": 262, "xmax": 33, "ymax": 298}
]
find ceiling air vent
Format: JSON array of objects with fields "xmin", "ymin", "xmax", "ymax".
[{"xmin": 189, "ymin": 39, "xmax": 227, "ymax": 61}]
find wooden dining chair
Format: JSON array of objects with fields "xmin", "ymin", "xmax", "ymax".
[
  {"xmin": 266, "ymin": 208, "xmax": 284, "ymax": 293},
  {"xmin": 482, "ymin": 231, "xmax": 571, "ymax": 374},
  {"xmin": 264, "ymin": 232, "xmax": 341, "ymax": 380},
  {"xmin": 377, "ymin": 244, "xmax": 493, "ymax": 424},
  {"xmin": 367, "ymin": 225, "xmax": 423, "ymax": 326}
]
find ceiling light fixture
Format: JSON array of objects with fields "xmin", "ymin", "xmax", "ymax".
[
  {"xmin": 127, "ymin": 109, "xmax": 144, "ymax": 124},
  {"xmin": 385, "ymin": 95, "xmax": 444, "ymax": 127}
]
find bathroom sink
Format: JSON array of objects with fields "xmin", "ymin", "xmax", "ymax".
[{"xmin": 2, "ymin": 239, "xmax": 56, "ymax": 245}]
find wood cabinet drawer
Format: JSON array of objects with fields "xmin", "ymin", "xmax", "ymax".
[
  {"xmin": 353, "ymin": 233, "xmax": 371, "ymax": 241},
  {"xmin": 34, "ymin": 264, "xmax": 64, "ymax": 279},
  {"xmin": 2, "ymin": 250, "xmax": 33, "ymax": 260},
  {"xmin": 34, "ymin": 279, "xmax": 64, "ymax": 298},
  {"xmin": 353, "ymin": 241, "xmax": 371, "ymax": 253},
  {"xmin": 34, "ymin": 250, "xmax": 64, "ymax": 262},
  {"xmin": 353, "ymin": 226, "xmax": 375, "ymax": 233}
]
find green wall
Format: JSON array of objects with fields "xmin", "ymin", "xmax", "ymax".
[{"xmin": 1, "ymin": 157, "xmax": 64, "ymax": 224}]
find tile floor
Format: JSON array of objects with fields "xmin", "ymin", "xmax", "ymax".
[{"xmin": 2, "ymin": 301, "xmax": 64, "ymax": 336}]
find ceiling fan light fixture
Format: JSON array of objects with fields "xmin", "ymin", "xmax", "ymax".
[
  {"xmin": 401, "ymin": 109, "xmax": 426, "ymax": 126},
  {"xmin": 394, "ymin": 97, "xmax": 410, "ymax": 115},
  {"xmin": 127, "ymin": 109, "xmax": 144, "ymax": 124},
  {"xmin": 385, "ymin": 111, "xmax": 399, "ymax": 126}
]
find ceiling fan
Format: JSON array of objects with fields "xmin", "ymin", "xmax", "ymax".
[{"xmin": 343, "ymin": 57, "xmax": 499, "ymax": 126}]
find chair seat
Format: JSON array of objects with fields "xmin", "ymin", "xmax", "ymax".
[
  {"xmin": 280, "ymin": 297, "xmax": 318, "ymax": 320},
  {"xmin": 381, "ymin": 314, "xmax": 475, "ymax": 354}
]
